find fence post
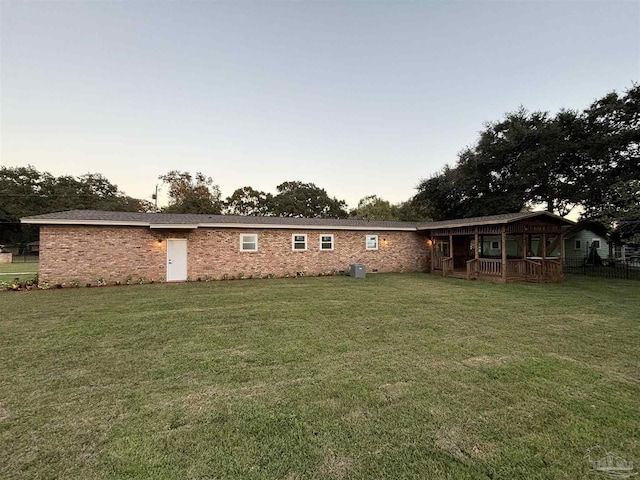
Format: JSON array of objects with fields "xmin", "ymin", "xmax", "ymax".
[{"xmin": 626, "ymin": 263, "xmax": 629, "ymax": 280}]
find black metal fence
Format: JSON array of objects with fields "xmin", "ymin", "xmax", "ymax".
[{"xmin": 563, "ymin": 258, "xmax": 640, "ymax": 281}]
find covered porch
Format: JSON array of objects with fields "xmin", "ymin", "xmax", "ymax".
[{"xmin": 422, "ymin": 212, "xmax": 574, "ymax": 283}]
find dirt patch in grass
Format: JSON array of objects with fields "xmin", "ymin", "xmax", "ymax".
[
  {"xmin": 461, "ymin": 354, "xmax": 517, "ymax": 368},
  {"xmin": 220, "ymin": 345, "xmax": 252, "ymax": 357},
  {"xmin": 0, "ymin": 402, "xmax": 9, "ymax": 421},
  {"xmin": 320, "ymin": 450, "xmax": 354, "ymax": 480},
  {"xmin": 434, "ymin": 425, "xmax": 494, "ymax": 460},
  {"xmin": 183, "ymin": 384, "xmax": 267, "ymax": 410},
  {"xmin": 379, "ymin": 381, "xmax": 413, "ymax": 402}
]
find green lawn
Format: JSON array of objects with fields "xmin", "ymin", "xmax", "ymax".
[
  {"xmin": 1, "ymin": 274, "xmax": 639, "ymax": 479},
  {"xmin": 0, "ymin": 262, "xmax": 38, "ymax": 283}
]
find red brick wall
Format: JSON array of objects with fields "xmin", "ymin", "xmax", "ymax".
[{"xmin": 39, "ymin": 225, "xmax": 429, "ymax": 284}]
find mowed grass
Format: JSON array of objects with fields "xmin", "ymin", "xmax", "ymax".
[
  {"xmin": 1, "ymin": 274, "xmax": 639, "ymax": 479},
  {"xmin": 0, "ymin": 262, "xmax": 38, "ymax": 283}
]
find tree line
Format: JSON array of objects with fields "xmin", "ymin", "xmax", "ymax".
[
  {"xmin": 0, "ymin": 167, "xmax": 152, "ymax": 245},
  {"xmin": 158, "ymin": 171, "xmax": 426, "ymax": 221},
  {"xmin": 0, "ymin": 167, "xmax": 423, "ymax": 245},
  {"xmin": 2, "ymin": 84, "xmax": 638, "ymax": 245},
  {"xmin": 413, "ymin": 85, "xmax": 639, "ymax": 236}
]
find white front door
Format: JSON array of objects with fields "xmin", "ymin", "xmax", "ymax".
[{"xmin": 166, "ymin": 239, "xmax": 187, "ymax": 281}]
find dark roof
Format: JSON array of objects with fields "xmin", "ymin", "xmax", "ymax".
[
  {"xmin": 562, "ymin": 220, "xmax": 609, "ymax": 239},
  {"xmin": 21, "ymin": 210, "xmax": 419, "ymax": 230},
  {"xmin": 416, "ymin": 211, "xmax": 573, "ymax": 230},
  {"xmin": 21, "ymin": 209, "xmax": 575, "ymax": 231}
]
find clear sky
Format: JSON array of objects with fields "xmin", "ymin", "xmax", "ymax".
[{"xmin": 1, "ymin": 0, "xmax": 638, "ymax": 209}]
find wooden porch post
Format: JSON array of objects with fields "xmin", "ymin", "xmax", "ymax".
[
  {"xmin": 559, "ymin": 230, "xmax": 565, "ymax": 280},
  {"xmin": 470, "ymin": 228, "xmax": 479, "ymax": 280},
  {"xmin": 474, "ymin": 229, "xmax": 479, "ymax": 260},
  {"xmin": 501, "ymin": 226, "xmax": 507, "ymax": 283},
  {"xmin": 449, "ymin": 234, "xmax": 453, "ymax": 256},
  {"xmin": 430, "ymin": 237, "xmax": 435, "ymax": 273},
  {"xmin": 448, "ymin": 233, "xmax": 454, "ymax": 276},
  {"xmin": 542, "ymin": 232, "xmax": 547, "ymax": 279}
]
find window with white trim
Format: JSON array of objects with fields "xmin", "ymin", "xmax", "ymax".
[
  {"xmin": 240, "ymin": 234, "xmax": 258, "ymax": 252},
  {"xmin": 320, "ymin": 234, "xmax": 334, "ymax": 251},
  {"xmin": 574, "ymin": 239, "xmax": 581, "ymax": 250},
  {"xmin": 591, "ymin": 239, "xmax": 601, "ymax": 249},
  {"xmin": 366, "ymin": 235, "xmax": 378, "ymax": 250},
  {"xmin": 292, "ymin": 234, "xmax": 307, "ymax": 251}
]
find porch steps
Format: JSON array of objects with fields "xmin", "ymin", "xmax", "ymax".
[
  {"xmin": 437, "ymin": 269, "xmax": 554, "ymax": 283},
  {"xmin": 449, "ymin": 272, "xmax": 473, "ymax": 280},
  {"xmin": 442, "ymin": 272, "xmax": 542, "ymax": 283}
]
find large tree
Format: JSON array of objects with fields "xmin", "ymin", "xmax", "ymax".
[
  {"xmin": 587, "ymin": 179, "xmax": 640, "ymax": 244},
  {"xmin": 580, "ymin": 86, "xmax": 640, "ymax": 218},
  {"xmin": 223, "ymin": 186, "xmax": 273, "ymax": 216},
  {"xmin": 0, "ymin": 166, "xmax": 148, "ymax": 244},
  {"xmin": 159, "ymin": 171, "xmax": 222, "ymax": 214},
  {"xmin": 270, "ymin": 181, "xmax": 348, "ymax": 218},
  {"xmin": 349, "ymin": 195, "xmax": 400, "ymax": 221},
  {"xmin": 414, "ymin": 84, "xmax": 640, "ymax": 221},
  {"xmin": 396, "ymin": 197, "xmax": 432, "ymax": 222}
]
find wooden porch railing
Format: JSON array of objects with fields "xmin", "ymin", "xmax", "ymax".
[
  {"xmin": 466, "ymin": 258, "xmax": 478, "ymax": 279},
  {"xmin": 442, "ymin": 257, "xmax": 453, "ymax": 276},
  {"xmin": 524, "ymin": 259, "xmax": 542, "ymax": 282},
  {"xmin": 437, "ymin": 256, "xmax": 563, "ymax": 282},
  {"xmin": 504, "ymin": 259, "xmax": 542, "ymax": 277},
  {"xmin": 543, "ymin": 259, "xmax": 562, "ymax": 279},
  {"xmin": 478, "ymin": 258, "xmax": 502, "ymax": 276}
]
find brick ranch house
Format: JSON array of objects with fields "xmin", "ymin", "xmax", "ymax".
[{"xmin": 21, "ymin": 210, "xmax": 573, "ymax": 285}]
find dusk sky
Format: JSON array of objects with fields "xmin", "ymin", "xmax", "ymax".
[{"xmin": 1, "ymin": 1, "xmax": 638, "ymax": 209}]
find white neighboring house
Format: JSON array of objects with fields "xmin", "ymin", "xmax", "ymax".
[{"xmin": 563, "ymin": 228, "xmax": 609, "ymax": 263}]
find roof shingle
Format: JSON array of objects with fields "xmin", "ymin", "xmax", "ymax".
[
  {"xmin": 21, "ymin": 210, "xmax": 419, "ymax": 229},
  {"xmin": 21, "ymin": 209, "xmax": 574, "ymax": 230}
]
